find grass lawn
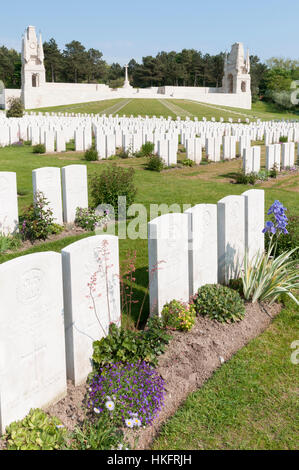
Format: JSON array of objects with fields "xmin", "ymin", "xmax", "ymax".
[
  {"xmin": 0, "ymin": 141, "xmax": 298, "ymax": 325},
  {"xmin": 30, "ymin": 98, "xmax": 299, "ymax": 122},
  {"xmin": 28, "ymin": 98, "xmax": 125, "ymax": 115},
  {"xmin": 0, "ymin": 101, "xmax": 298, "ymax": 449},
  {"xmin": 153, "ymin": 296, "xmax": 299, "ymax": 450}
]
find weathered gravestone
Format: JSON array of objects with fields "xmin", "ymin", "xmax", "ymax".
[
  {"xmin": 0, "ymin": 252, "xmax": 67, "ymax": 434},
  {"xmin": 217, "ymin": 195, "xmax": 245, "ymax": 284},
  {"xmin": 62, "ymin": 235, "xmax": 121, "ymax": 385},
  {"xmin": 61, "ymin": 165, "xmax": 88, "ymax": 223},
  {"xmin": 185, "ymin": 204, "xmax": 217, "ymax": 296},
  {"xmin": 148, "ymin": 213, "xmax": 189, "ymax": 316},
  {"xmin": 0, "ymin": 172, "xmax": 19, "ymax": 235},
  {"xmin": 32, "ymin": 167, "xmax": 63, "ymax": 224}
]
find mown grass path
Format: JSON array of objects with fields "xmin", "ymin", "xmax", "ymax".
[{"xmin": 158, "ymin": 99, "xmax": 194, "ymax": 118}]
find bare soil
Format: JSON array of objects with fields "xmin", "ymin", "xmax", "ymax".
[{"xmin": 4, "ymin": 225, "xmax": 86, "ymax": 256}]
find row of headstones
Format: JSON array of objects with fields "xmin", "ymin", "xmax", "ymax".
[
  {"xmin": 148, "ymin": 189, "xmax": 265, "ymax": 315},
  {"xmin": 1, "ymin": 114, "xmax": 299, "ymax": 145},
  {"xmin": 243, "ymin": 142, "xmax": 297, "ymax": 175},
  {"xmin": 0, "ymin": 234, "xmax": 121, "ymax": 434},
  {"xmin": 1, "ymin": 114, "xmax": 299, "ymax": 153},
  {"xmin": 0, "ymin": 165, "xmax": 88, "ymax": 235}
]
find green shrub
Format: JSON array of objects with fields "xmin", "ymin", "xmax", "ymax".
[
  {"xmin": 4, "ymin": 409, "xmax": 67, "ymax": 450},
  {"xmin": 84, "ymin": 148, "xmax": 98, "ymax": 161},
  {"xmin": 182, "ymin": 159, "xmax": 195, "ymax": 167},
  {"xmin": 90, "ymin": 165, "xmax": 137, "ymax": 216},
  {"xmin": 74, "ymin": 207, "xmax": 109, "ymax": 231},
  {"xmin": 24, "ymin": 140, "xmax": 32, "ymax": 146},
  {"xmin": 161, "ymin": 300, "xmax": 196, "ymax": 331},
  {"xmin": 6, "ymin": 97, "xmax": 24, "ymax": 118},
  {"xmin": 233, "ymin": 171, "xmax": 259, "ymax": 185},
  {"xmin": 279, "ymin": 136, "xmax": 288, "ymax": 143},
  {"xmin": 20, "ymin": 191, "xmax": 63, "ymax": 242},
  {"xmin": 139, "ymin": 141, "xmax": 155, "ymax": 157},
  {"xmin": 146, "ymin": 155, "xmax": 164, "ymax": 172},
  {"xmin": 118, "ymin": 148, "xmax": 130, "ymax": 159},
  {"xmin": 0, "ymin": 233, "xmax": 21, "ymax": 253},
  {"xmin": 269, "ymin": 163, "xmax": 278, "ymax": 179},
  {"xmin": 92, "ymin": 317, "xmax": 171, "ymax": 369},
  {"xmin": 194, "ymin": 284, "xmax": 245, "ymax": 323},
  {"xmin": 33, "ymin": 144, "xmax": 46, "ymax": 154},
  {"xmin": 257, "ymin": 169, "xmax": 269, "ymax": 181}
]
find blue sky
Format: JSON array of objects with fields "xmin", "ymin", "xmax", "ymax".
[{"xmin": 1, "ymin": 0, "xmax": 298, "ymax": 64}]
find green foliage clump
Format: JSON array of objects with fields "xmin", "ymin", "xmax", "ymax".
[
  {"xmin": 0, "ymin": 233, "xmax": 21, "ymax": 254},
  {"xmin": 75, "ymin": 207, "xmax": 109, "ymax": 231},
  {"xmin": 33, "ymin": 144, "xmax": 46, "ymax": 154},
  {"xmin": 4, "ymin": 409, "xmax": 67, "ymax": 450},
  {"xmin": 70, "ymin": 415, "xmax": 125, "ymax": 450},
  {"xmin": 146, "ymin": 155, "xmax": 164, "ymax": 172},
  {"xmin": 279, "ymin": 136, "xmax": 288, "ymax": 143},
  {"xmin": 84, "ymin": 148, "xmax": 98, "ymax": 161},
  {"xmin": 234, "ymin": 171, "xmax": 260, "ymax": 185},
  {"xmin": 182, "ymin": 158, "xmax": 195, "ymax": 167},
  {"xmin": 90, "ymin": 165, "xmax": 137, "ymax": 216},
  {"xmin": 138, "ymin": 141, "xmax": 155, "ymax": 157},
  {"xmin": 194, "ymin": 284, "xmax": 245, "ymax": 323},
  {"xmin": 161, "ymin": 300, "xmax": 196, "ymax": 331},
  {"xmin": 20, "ymin": 191, "xmax": 63, "ymax": 242},
  {"xmin": 6, "ymin": 97, "xmax": 24, "ymax": 118},
  {"xmin": 92, "ymin": 317, "xmax": 171, "ymax": 369},
  {"xmin": 118, "ymin": 148, "xmax": 130, "ymax": 159}
]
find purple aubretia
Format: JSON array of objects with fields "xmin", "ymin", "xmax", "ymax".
[
  {"xmin": 263, "ymin": 200, "xmax": 289, "ymax": 235},
  {"xmin": 87, "ymin": 362, "xmax": 165, "ymax": 428}
]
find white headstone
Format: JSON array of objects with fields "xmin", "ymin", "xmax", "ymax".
[
  {"xmin": 32, "ymin": 167, "xmax": 63, "ymax": 224},
  {"xmin": 148, "ymin": 213, "xmax": 189, "ymax": 316},
  {"xmin": 61, "ymin": 165, "xmax": 88, "ymax": 223},
  {"xmin": 0, "ymin": 172, "xmax": 19, "ymax": 235},
  {"xmin": 217, "ymin": 195, "xmax": 245, "ymax": 284},
  {"xmin": 185, "ymin": 204, "xmax": 217, "ymax": 296},
  {"xmin": 62, "ymin": 235, "xmax": 121, "ymax": 385},
  {"xmin": 0, "ymin": 252, "xmax": 67, "ymax": 434}
]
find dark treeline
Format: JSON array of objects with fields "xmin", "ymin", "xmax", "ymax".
[{"xmin": 1, "ymin": 38, "xmax": 298, "ymax": 109}]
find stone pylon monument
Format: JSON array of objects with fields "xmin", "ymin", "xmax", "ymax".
[
  {"xmin": 222, "ymin": 43, "xmax": 251, "ymax": 94},
  {"xmin": 21, "ymin": 26, "xmax": 46, "ymax": 107}
]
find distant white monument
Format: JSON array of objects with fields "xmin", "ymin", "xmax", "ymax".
[
  {"xmin": 0, "ymin": 26, "xmax": 252, "ymax": 110},
  {"xmin": 123, "ymin": 64, "xmax": 133, "ymax": 89}
]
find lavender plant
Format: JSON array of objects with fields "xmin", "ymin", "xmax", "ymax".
[{"xmin": 87, "ymin": 362, "xmax": 165, "ymax": 429}]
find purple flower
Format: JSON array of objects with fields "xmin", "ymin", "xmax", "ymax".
[{"xmin": 263, "ymin": 200, "xmax": 289, "ymax": 235}]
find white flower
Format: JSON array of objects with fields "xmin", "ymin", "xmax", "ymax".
[
  {"xmin": 133, "ymin": 418, "xmax": 141, "ymax": 427},
  {"xmin": 117, "ymin": 443, "xmax": 123, "ymax": 450},
  {"xmin": 94, "ymin": 407, "xmax": 101, "ymax": 414},
  {"xmin": 105, "ymin": 400, "xmax": 115, "ymax": 411},
  {"xmin": 56, "ymin": 424, "xmax": 65, "ymax": 429},
  {"xmin": 125, "ymin": 419, "xmax": 134, "ymax": 429}
]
